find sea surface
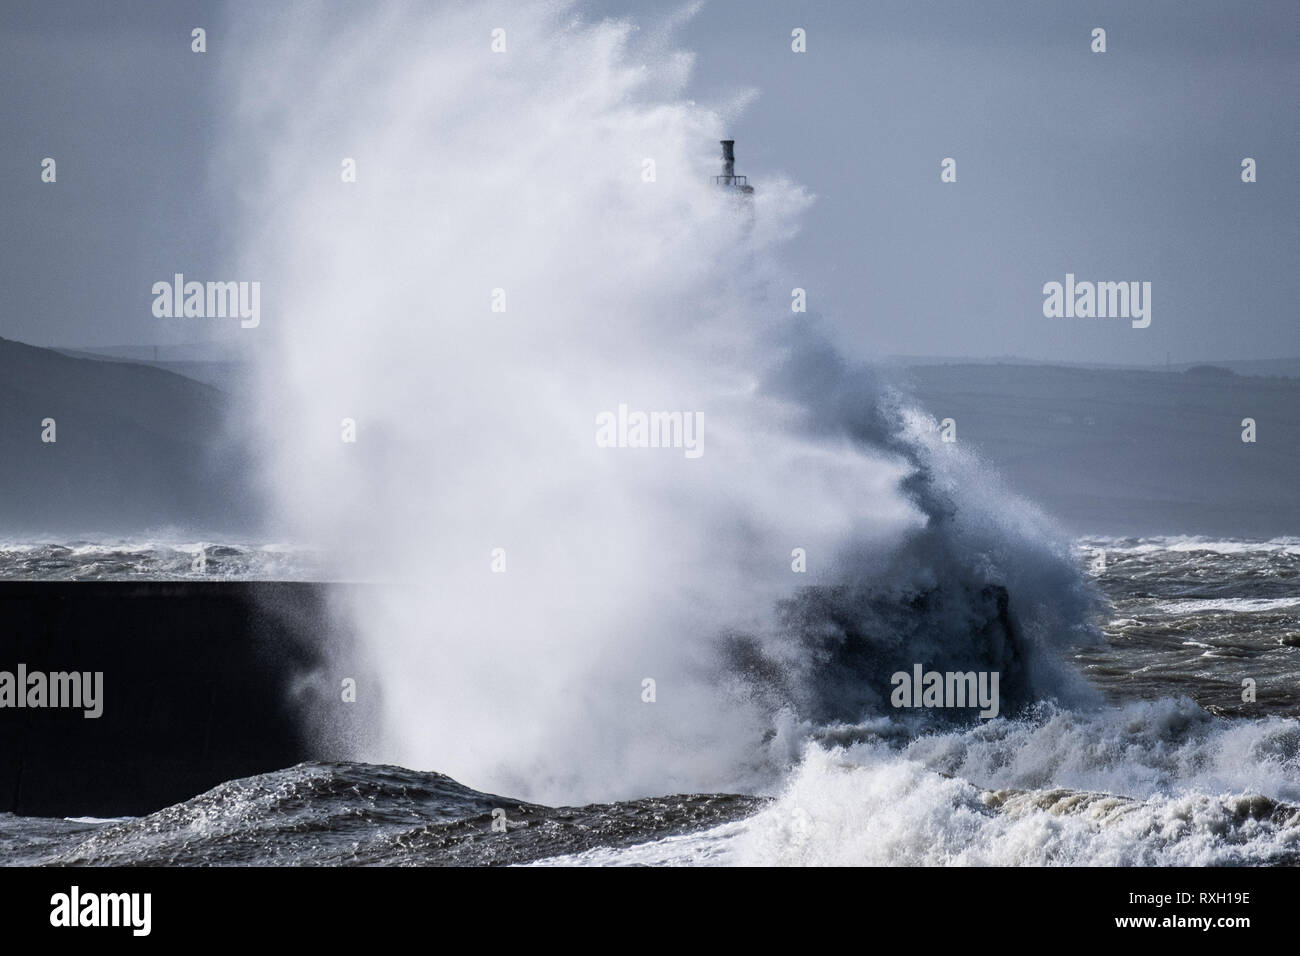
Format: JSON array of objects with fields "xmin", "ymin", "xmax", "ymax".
[{"xmin": 2, "ymin": 536, "xmax": 1299, "ymax": 866}]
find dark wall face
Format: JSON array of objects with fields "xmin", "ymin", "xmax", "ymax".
[{"xmin": 0, "ymin": 582, "xmax": 375, "ymax": 818}]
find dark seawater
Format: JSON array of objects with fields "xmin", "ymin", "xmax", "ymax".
[
  {"xmin": 1076, "ymin": 537, "xmax": 1300, "ymax": 717},
  {"xmin": 3, "ymin": 536, "xmax": 1299, "ymax": 866},
  {"xmin": 0, "ymin": 541, "xmax": 327, "ymax": 581}
]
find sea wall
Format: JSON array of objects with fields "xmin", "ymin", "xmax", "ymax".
[{"xmin": 0, "ymin": 582, "xmax": 372, "ymax": 818}]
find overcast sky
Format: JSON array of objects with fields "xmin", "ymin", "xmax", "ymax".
[{"xmin": 2, "ymin": 0, "xmax": 1296, "ymax": 365}]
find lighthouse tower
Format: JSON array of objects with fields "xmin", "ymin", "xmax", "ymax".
[{"xmin": 713, "ymin": 140, "xmax": 754, "ymax": 195}]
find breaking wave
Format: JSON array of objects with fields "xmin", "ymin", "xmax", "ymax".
[{"xmin": 216, "ymin": 0, "xmax": 1103, "ymax": 806}]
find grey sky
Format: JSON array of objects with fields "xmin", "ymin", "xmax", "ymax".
[{"xmin": 2, "ymin": 0, "xmax": 1296, "ymax": 364}]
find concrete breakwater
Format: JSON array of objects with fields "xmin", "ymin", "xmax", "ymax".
[{"xmin": 0, "ymin": 582, "xmax": 372, "ymax": 818}]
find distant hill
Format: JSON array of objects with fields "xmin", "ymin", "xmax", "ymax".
[
  {"xmin": 879, "ymin": 354, "xmax": 1300, "ymax": 379},
  {"xmin": 0, "ymin": 337, "xmax": 259, "ymax": 535},
  {"xmin": 892, "ymin": 363, "xmax": 1300, "ymax": 537},
  {"xmin": 4, "ymin": 336, "xmax": 1297, "ymax": 539},
  {"xmin": 53, "ymin": 346, "xmax": 247, "ymax": 392}
]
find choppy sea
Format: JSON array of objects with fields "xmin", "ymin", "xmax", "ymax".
[{"xmin": 2, "ymin": 536, "xmax": 1298, "ymax": 866}]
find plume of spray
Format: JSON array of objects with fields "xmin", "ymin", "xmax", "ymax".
[{"xmin": 218, "ymin": 0, "xmax": 1100, "ymax": 804}]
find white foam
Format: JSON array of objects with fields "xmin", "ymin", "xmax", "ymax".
[
  {"xmin": 1152, "ymin": 598, "xmax": 1300, "ymax": 615},
  {"xmin": 538, "ymin": 700, "xmax": 1300, "ymax": 866},
  {"xmin": 63, "ymin": 816, "xmax": 134, "ymax": 825},
  {"xmin": 1079, "ymin": 535, "xmax": 1300, "ymax": 556}
]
